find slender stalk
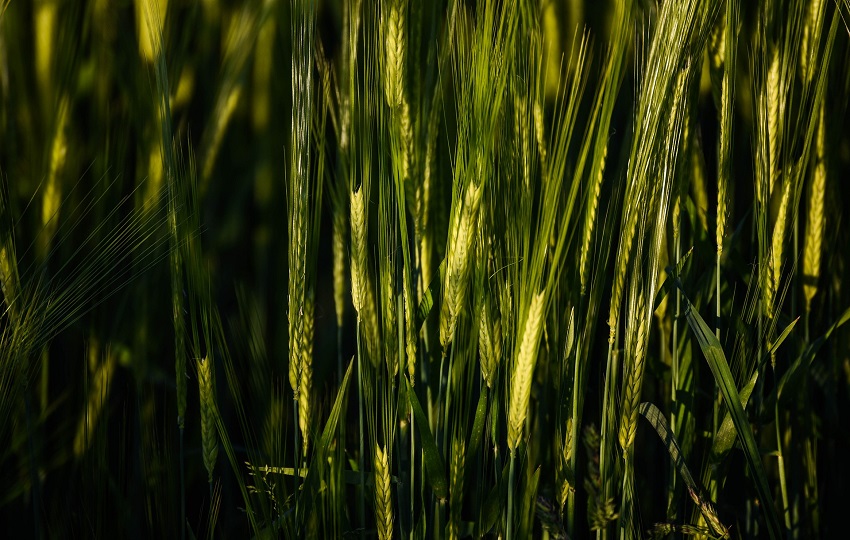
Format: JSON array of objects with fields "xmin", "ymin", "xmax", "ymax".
[
  {"xmin": 776, "ymin": 396, "xmax": 791, "ymax": 532},
  {"xmin": 357, "ymin": 318, "xmax": 365, "ymax": 539},
  {"xmin": 507, "ymin": 451, "xmax": 516, "ymax": 540}
]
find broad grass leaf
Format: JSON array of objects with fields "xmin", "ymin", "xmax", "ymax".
[
  {"xmin": 404, "ymin": 375, "xmax": 448, "ymax": 500},
  {"xmin": 678, "ymin": 287, "xmax": 782, "ymax": 539}
]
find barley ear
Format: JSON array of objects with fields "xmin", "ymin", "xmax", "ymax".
[
  {"xmin": 382, "ymin": 0, "xmax": 406, "ymax": 110},
  {"xmin": 440, "ymin": 180, "xmax": 483, "ymax": 349},
  {"xmin": 373, "ymin": 444, "xmax": 393, "ymax": 540},
  {"xmin": 768, "ymin": 177, "xmax": 793, "ymax": 317},
  {"xmin": 350, "ymin": 186, "xmax": 380, "ymax": 365},
  {"xmin": 197, "ymin": 355, "xmax": 218, "ymax": 484},
  {"xmin": 478, "ymin": 298, "xmax": 501, "ymax": 389},
  {"xmin": 74, "ymin": 347, "xmax": 116, "ymax": 457},
  {"xmin": 580, "ymin": 144, "xmax": 607, "ymax": 295},
  {"xmin": 803, "ymin": 104, "xmax": 826, "ymax": 312},
  {"xmin": 448, "ymin": 436, "xmax": 466, "ymax": 540},
  {"xmin": 766, "ymin": 45, "xmax": 781, "ymax": 197},
  {"xmin": 332, "ymin": 209, "xmax": 348, "ymax": 329},
  {"xmin": 800, "ymin": 0, "xmax": 825, "ymax": 85},
  {"xmin": 508, "ymin": 291, "xmax": 546, "ymax": 453},
  {"xmin": 0, "ymin": 187, "xmax": 20, "ymax": 320},
  {"xmin": 299, "ymin": 296, "xmax": 314, "ymax": 456},
  {"xmin": 618, "ymin": 289, "xmax": 648, "ymax": 454},
  {"xmin": 403, "ymin": 266, "xmax": 417, "ymax": 381}
]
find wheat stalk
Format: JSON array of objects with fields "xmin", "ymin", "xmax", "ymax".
[{"xmin": 508, "ymin": 290, "xmax": 546, "ymax": 453}]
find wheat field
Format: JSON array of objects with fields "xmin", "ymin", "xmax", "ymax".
[{"xmin": 1, "ymin": 0, "xmax": 850, "ymax": 538}]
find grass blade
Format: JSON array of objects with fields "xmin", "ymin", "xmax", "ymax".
[{"xmin": 675, "ymin": 282, "xmax": 782, "ymax": 539}]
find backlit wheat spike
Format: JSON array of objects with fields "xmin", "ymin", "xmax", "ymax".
[
  {"xmin": 716, "ymin": 1, "xmax": 737, "ymax": 255},
  {"xmin": 608, "ymin": 188, "xmax": 641, "ymax": 343},
  {"xmin": 332, "ymin": 210, "xmax": 348, "ymax": 329},
  {"xmin": 766, "ymin": 45, "xmax": 780, "ymax": 197},
  {"xmin": 800, "ymin": 0, "xmax": 824, "ymax": 85},
  {"xmin": 769, "ymin": 178, "xmax": 792, "ymax": 317},
  {"xmin": 440, "ymin": 180, "xmax": 483, "ymax": 348},
  {"xmin": 0, "ymin": 188, "xmax": 20, "ymax": 321},
  {"xmin": 197, "ymin": 355, "xmax": 218, "ymax": 484},
  {"xmin": 288, "ymin": 0, "xmax": 313, "ymax": 395},
  {"xmin": 39, "ymin": 95, "xmax": 70, "ymax": 262},
  {"xmin": 373, "ymin": 444, "xmax": 393, "ymax": 540},
  {"xmin": 73, "ymin": 346, "xmax": 116, "ymax": 457},
  {"xmin": 559, "ymin": 418, "xmax": 574, "ymax": 509},
  {"xmin": 382, "ymin": 0, "xmax": 406, "ymax": 109},
  {"xmin": 533, "ymin": 97, "xmax": 547, "ymax": 166},
  {"xmin": 403, "ymin": 266, "xmax": 417, "ymax": 380},
  {"xmin": 478, "ymin": 298, "xmax": 501, "ymax": 389},
  {"xmin": 618, "ymin": 288, "xmax": 648, "ymax": 454},
  {"xmin": 134, "ymin": 0, "xmax": 168, "ymax": 62},
  {"xmin": 580, "ymin": 144, "xmax": 607, "ymax": 295},
  {"xmin": 449, "ymin": 436, "xmax": 466, "ymax": 540},
  {"xmin": 513, "ymin": 89, "xmax": 531, "ymax": 188},
  {"xmin": 803, "ymin": 104, "xmax": 826, "ymax": 312},
  {"xmin": 299, "ymin": 296, "xmax": 313, "ymax": 455},
  {"xmin": 350, "ymin": 186, "xmax": 380, "ymax": 365},
  {"xmin": 508, "ymin": 291, "xmax": 546, "ymax": 453},
  {"xmin": 381, "ymin": 262, "xmax": 398, "ymax": 377},
  {"xmin": 419, "ymin": 98, "xmax": 440, "ymax": 297}
]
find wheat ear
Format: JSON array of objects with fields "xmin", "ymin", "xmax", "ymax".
[
  {"xmin": 350, "ymin": 186, "xmax": 380, "ymax": 365},
  {"xmin": 618, "ymin": 289, "xmax": 649, "ymax": 454},
  {"xmin": 197, "ymin": 355, "xmax": 218, "ymax": 484},
  {"xmin": 803, "ymin": 104, "xmax": 826, "ymax": 313},
  {"xmin": 448, "ymin": 436, "xmax": 466, "ymax": 540},
  {"xmin": 768, "ymin": 178, "xmax": 793, "ymax": 317},
  {"xmin": 299, "ymin": 296, "xmax": 314, "ymax": 456},
  {"xmin": 478, "ymin": 297, "xmax": 502, "ymax": 389},
  {"xmin": 440, "ymin": 180, "xmax": 483, "ymax": 349},
  {"xmin": 580, "ymin": 144, "xmax": 607, "ymax": 295},
  {"xmin": 508, "ymin": 291, "xmax": 546, "ymax": 453},
  {"xmin": 373, "ymin": 443, "xmax": 393, "ymax": 540}
]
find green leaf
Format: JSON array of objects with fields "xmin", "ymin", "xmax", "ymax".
[
  {"xmin": 481, "ymin": 460, "xmax": 510, "ymax": 535},
  {"xmin": 518, "ymin": 466, "xmax": 541, "ymax": 540},
  {"xmin": 711, "ymin": 316, "xmax": 797, "ymax": 463},
  {"xmin": 677, "ymin": 286, "xmax": 782, "ymax": 539},
  {"xmin": 468, "ymin": 387, "xmax": 489, "ymax": 459},
  {"xmin": 405, "ymin": 376, "xmax": 448, "ymax": 500},
  {"xmin": 297, "ymin": 358, "xmax": 355, "ymax": 526},
  {"xmin": 776, "ymin": 305, "xmax": 850, "ymax": 402},
  {"xmin": 655, "ymin": 246, "xmax": 693, "ymax": 312},
  {"xmin": 640, "ymin": 402, "xmax": 729, "ymax": 539}
]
